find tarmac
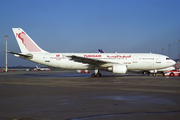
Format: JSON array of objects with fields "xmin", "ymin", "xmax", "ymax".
[{"xmin": 0, "ymin": 71, "xmax": 180, "ymax": 120}]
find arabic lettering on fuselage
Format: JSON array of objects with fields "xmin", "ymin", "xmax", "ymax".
[{"xmin": 107, "ymin": 55, "xmax": 131, "ymax": 58}]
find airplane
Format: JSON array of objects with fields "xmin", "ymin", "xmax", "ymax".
[
  {"xmin": 8, "ymin": 28, "xmax": 176, "ymax": 77},
  {"xmin": 32, "ymin": 66, "xmax": 51, "ymax": 71}
]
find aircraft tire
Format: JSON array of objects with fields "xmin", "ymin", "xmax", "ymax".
[
  {"xmin": 153, "ymin": 73, "xmax": 156, "ymax": 77},
  {"xmin": 91, "ymin": 73, "xmax": 96, "ymax": 77},
  {"xmin": 96, "ymin": 73, "xmax": 101, "ymax": 77}
]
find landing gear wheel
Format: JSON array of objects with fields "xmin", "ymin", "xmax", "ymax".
[
  {"xmin": 96, "ymin": 73, "xmax": 101, "ymax": 77},
  {"xmin": 91, "ymin": 73, "xmax": 101, "ymax": 77},
  {"xmin": 91, "ymin": 73, "xmax": 96, "ymax": 77},
  {"xmin": 153, "ymin": 73, "xmax": 156, "ymax": 77}
]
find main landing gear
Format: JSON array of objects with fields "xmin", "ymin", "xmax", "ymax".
[
  {"xmin": 91, "ymin": 73, "xmax": 101, "ymax": 77},
  {"xmin": 91, "ymin": 67, "xmax": 101, "ymax": 77}
]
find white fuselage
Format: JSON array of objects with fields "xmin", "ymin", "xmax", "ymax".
[{"xmin": 29, "ymin": 53, "xmax": 175, "ymax": 71}]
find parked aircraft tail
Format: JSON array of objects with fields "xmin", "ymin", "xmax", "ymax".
[
  {"xmin": 98, "ymin": 49, "xmax": 105, "ymax": 53},
  {"xmin": 12, "ymin": 28, "xmax": 48, "ymax": 53}
]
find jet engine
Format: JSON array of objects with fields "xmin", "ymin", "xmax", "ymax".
[
  {"xmin": 108, "ymin": 64, "xmax": 127, "ymax": 74},
  {"xmin": 149, "ymin": 69, "xmax": 157, "ymax": 73}
]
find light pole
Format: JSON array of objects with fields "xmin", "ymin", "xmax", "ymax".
[
  {"xmin": 179, "ymin": 40, "xmax": 180, "ymax": 62},
  {"xmin": 162, "ymin": 47, "xmax": 164, "ymax": 55},
  {"xmin": 4, "ymin": 35, "xmax": 8, "ymax": 72},
  {"xmin": 169, "ymin": 44, "xmax": 171, "ymax": 58}
]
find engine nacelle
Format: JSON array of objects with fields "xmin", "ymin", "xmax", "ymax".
[
  {"xmin": 149, "ymin": 69, "xmax": 157, "ymax": 73},
  {"xmin": 108, "ymin": 64, "xmax": 127, "ymax": 74}
]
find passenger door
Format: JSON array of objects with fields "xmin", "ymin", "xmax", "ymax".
[
  {"xmin": 133, "ymin": 55, "xmax": 138, "ymax": 63},
  {"xmin": 156, "ymin": 56, "xmax": 161, "ymax": 63}
]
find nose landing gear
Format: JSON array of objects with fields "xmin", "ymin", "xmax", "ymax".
[
  {"xmin": 152, "ymin": 73, "xmax": 156, "ymax": 77},
  {"xmin": 149, "ymin": 69, "xmax": 157, "ymax": 77}
]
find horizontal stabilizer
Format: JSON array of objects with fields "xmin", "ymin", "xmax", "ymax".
[{"xmin": 6, "ymin": 51, "xmax": 33, "ymax": 60}]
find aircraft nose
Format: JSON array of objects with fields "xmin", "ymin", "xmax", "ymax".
[{"xmin": 171, "ymin": 60, "xmax": 176, "ymax": 65}]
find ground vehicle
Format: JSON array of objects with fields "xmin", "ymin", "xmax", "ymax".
[
  {"xmin": 32, "ymin": 68, "xmax": 51, "ymax": 71},
  {"xmin": 0, "ymin": 69, "xmax": 6, "ymax": 72},
  {"xmin": 164, "ymin": 70, "xmax": 180, "ymax": 76},
  {"xmin": 77, "ymin": 70, "xmax": 91, "ymax": 73}
]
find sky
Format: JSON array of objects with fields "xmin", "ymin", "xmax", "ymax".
[{"xmin": 0, "ymin": 0, "xmax": 180, "ymax": 67}]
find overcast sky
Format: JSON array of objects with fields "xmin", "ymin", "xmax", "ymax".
[{"xmin": 0, "ymin": 0, "xmax": 180, "ymax": 67}]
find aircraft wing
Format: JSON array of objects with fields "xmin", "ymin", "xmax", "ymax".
[
  {"xmin": 6, "ymin": 51, "xmax": 33, "ymax": 59},
  {"xmin": 67, "ymin": 55, "xmax": 117, "ymax": 66}
]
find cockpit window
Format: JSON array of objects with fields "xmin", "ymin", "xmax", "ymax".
[{"xmin": 166, "ymin": 58, "xmax": 170, "ymax": 60}]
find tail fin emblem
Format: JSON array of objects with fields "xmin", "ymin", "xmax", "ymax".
[
  {"xmin": 16, "ymin": 32, "xmax": 26, "ymax": 46},
  {"xmin": 16, "ymin": 31, "xmax": 41, "ymax": 52}
]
